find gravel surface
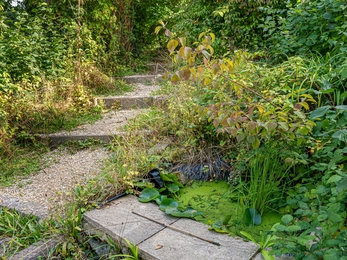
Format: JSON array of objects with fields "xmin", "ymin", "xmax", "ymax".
[
  {"xmin": 48, "ymin": 109, "xmax": 145, "ymax": 136},
  {"xmin": 0, "ymin": 79, "xmax": 161, "ymax": 217},
  {"xmin": 123, "ymin": 83, "xmax": 161, "ymax": 97},
  {"xmin": 0, "ymin": 148, "xmax": 109, "ymax": 217}
]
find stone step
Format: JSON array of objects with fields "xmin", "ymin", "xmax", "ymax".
[
  {"xmin": 83, "ymin": 195, "xmax": 259, "ymax": 260},
  {"xmin": 37, "ymin": 109, "xmax": 152, "ymax": 147},
  {"xmin": 120, "ymin": 74, "xmax": 163, "ymax": 84},
  {"xmin": 38, "ymin": 130, "xmax": 152, "ymax": 148},
  {"xmin": 0, "ymin": 195, "xmax": 49, "ymax": 219},
  {"xmin": 10, "ymin": 238, "xmax": 59, "ymax": 260},
  {"xmin": 94, "ymin": 95, "xmax": 166, "ymax": 110}
]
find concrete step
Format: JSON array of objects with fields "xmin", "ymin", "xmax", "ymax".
[
  {"xmin": 0, "ymin": 195, "xmax": 49, "ymax": 219},
  {"xmin": 37, "ymin": 109, "xmax": 152, "ymax": 147},
  {"xmin": 38, "ymin": 130, "xmax": 152, "ymax": 148},
  {"xmin": 121, "ymin": 74, "xmax": 163, "ymax": 84},
  {"xmin": 9, "ymin": 238, "xmax": 59, "ymax": 260},
  {"xmin": 94, "ymin": 95, "xmax": 166, "ymax": 110},
  {"xmin": 83, "ymin": 195, "xmax": 259, "ymax": 260}
]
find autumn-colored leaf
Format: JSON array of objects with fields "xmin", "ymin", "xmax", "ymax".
[
  {"xmin": 178, "ymin": 46, "xmax": 185, "ymax": 59},
  {"xmin": 212, "ymin": 63, "xmax": 220, "ymax": 74},
  {"xmin": 154, "ymin": 26, "xmax": 162, "ymax": 35},
  {"xmin": 178, "ymin": 37, "xmax": 186, "ymax": 47},
  {"xmin": 184, "ymin": 47, "xmax": 192, "ymax": 59},
  {"xmin": 203, "ymin": 76, "xmax": 212, "ymax": 86},
  {"xmin": 213, "ymin": 118, "xmax": 221, "ymax": 127},
  {"xmin": 171, "ymin": 73, "xmax": 180, "ymax": 84},
  {"xmin": 278, "ymin": 122, "xmax": 289, "ymax": 131},
  {"xmin": 252, "ymin": 138, "xmax": 260, "ymax": 149},
  {"xmin": 236, "ymin": 133, "xmax": 246, "ymax": 142},
  {"xmin": 198, "ymin": 31, "xmax": 206, "ymax": 41},
  {"xmin": 181, "ymin": 69, "xmax": 191, "ymax": 81},
  {"xmin": 165, "ymin": 29, "xmax": 172, "ymax": 37},
  {"xmin": 210, "ymin": 32, "xmax": 216, "ymax": 43},
  {"xmin": 167, "ymin": 39, "xmax": 178, "ymax": 53}
]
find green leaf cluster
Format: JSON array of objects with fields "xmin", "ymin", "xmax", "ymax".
[{"xmin": 138, "ymin": 173, "xmax": 202, "ymax": 219}]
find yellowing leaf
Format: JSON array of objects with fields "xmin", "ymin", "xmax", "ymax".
[
  {"xmin": 210, "ymin": 32, "xmax": 215, "ymax": 43},
  {"xmin": 236, "ymin": 133, "xmax": 246, "ymax": 142},
  {"xmin": 203, "ymin": 76, "xmax": 212, "ymax": 86},
  {"xmin": 212, "ymin": 63, "xmax": 220, "ymax": 74},
  {"xmin": 178, "ymin": 37, "xmax": 186, "ymax": 47},
  {"xmin": 167, "ymin": 39, "xmax": 178, "ymax": 53},
  {"xmin": 171, "ymin": 73, "xmax": 180, "ymax": 84},
  {"xmin": 158, "ymin": 20, "xmax": 164, "ymax": 26},
  {"xmin": 198, "ymin": 32, "xmax": 206, "ymax": 41},
  {"xmin": 184, "ymin": 47, "xmax": 192, "ymax": 59},
  {"xmin": 278, "ymin": 122, "xmax": 289, "ymax": 131},
  {"xmin": 252, "ymin": 138, "xmax": 260, "ymax": 149},
  {"xmin": 154, "ymin": 26, "xmax": 162, "ymax": 35},
  {"xmin": 297, "ymin": 101, "xmax": 310, "ymax": 110},
  {"xmin": 257, "ymin": 105, "xmax": 265, "ymax": 114},
  {"xmin": 181, "ymin": 69, "xmax": 191, "ymax": 81},
  {"xmin": 178, "ymin": 46, "xmax": 185, "ymax": 59},
  {"xmin": 294, "ymin": 110, "xmax": 306, "ymax": 119}
]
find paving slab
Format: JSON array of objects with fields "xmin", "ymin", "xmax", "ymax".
[
  {"xmin": 83, "ymin": 195, "xmax": 179, "ymax": 246},
  {"xmin": 83, "ymin": 195, "xmax": 259, "ymax": 260}
]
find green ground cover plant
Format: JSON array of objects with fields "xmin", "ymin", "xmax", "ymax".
[
  {"xmin": 0, "ymin": 207, "xmax": 51, "ymax": 256},
  {"xmin": 1, "ymin": 0, "xmax": 347, "ymax": 258}
]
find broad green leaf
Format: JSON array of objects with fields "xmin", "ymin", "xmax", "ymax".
[
  {"xmin": 245, "ymin": 208, "xmax": 262, "ymax": 226},
  {"xmin": 332, "ymin": 130, "xmax": 347, "ymax": 142},
  {"xmin": 335, "ymin": 105, "xmax": 347, "ymax": 111},
  {"xmin": 327, "ymin": 175, "xmax": 342, "ymax": 184},
  {"xmin": 285, "ymin": 225, "xmax": 301, "ymax": 232},
  {"xmin": 328, "ymin": 212, "xmax": 343, "ymax": 223},
  {"xmin": 324, "ymin": 249, "xmax": 340, "ymax": 259},
  {"xmin": 165, "ymin": 207, "xmax": 202, "ymax": 218},
  {"xmin": 240, "ymin": 231, "xmax": 257, "ymax": 244},
  {"xmin": 261, "ymin": 250, "xmax": 275, "ymax": 260},
  {"xmin": 155, "ymin": 195, "xmax": 167, "ymax": 205},
  {"xmin": 167, "ymin": 183, "xmax": 180, "ymax": 193},
  {"xmin": 222, "ymin": 215, "xmax": 232, "ymax": 225},
  {"xmin": 281, "ymin": 214, "xmax": 293, "ymax": 225},
  {"xmin": 138, "ymin": 188, "xmax": 160, "ymax": 202},
  {"xmin": 208, "ymin": 220, "xmax": 228, "ymax": 233},
  {"xmin": 317, "ymin": 211, "xmax": 328, "ymax": 221},
  {"xmin": 310, "ymin": 106, "xmax": 331, "ymax": 119},
  {"xmin": 160, "ymin": 173, "xmax": 183, "ymax": 187},
  {"xmin": 159, "ymin": 198, "xmax": 179, "ymax": 211},
  {"xmin": 337, "ymin": 177, "xmax": 347, "ymax": 191}
]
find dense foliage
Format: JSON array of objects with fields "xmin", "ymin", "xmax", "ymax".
[
  {"xmin": 0, "ymin": 0, "xmax": 137, "ymax": 154},
  {"xmin": 1, "ymin": 0, "xmax": 347, "ymax": 258}
]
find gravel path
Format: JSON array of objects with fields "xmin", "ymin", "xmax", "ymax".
[
  {"xmin": 47, "ymin": 109, "xmax": 145, "ymax": 137},
  {"xmin": 0, "ymin": 148, "xmax": 109, "ymax": 217},
  {"xmin": 0, "ymin": 80, "xmax": 161, "ymax": 217}
]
